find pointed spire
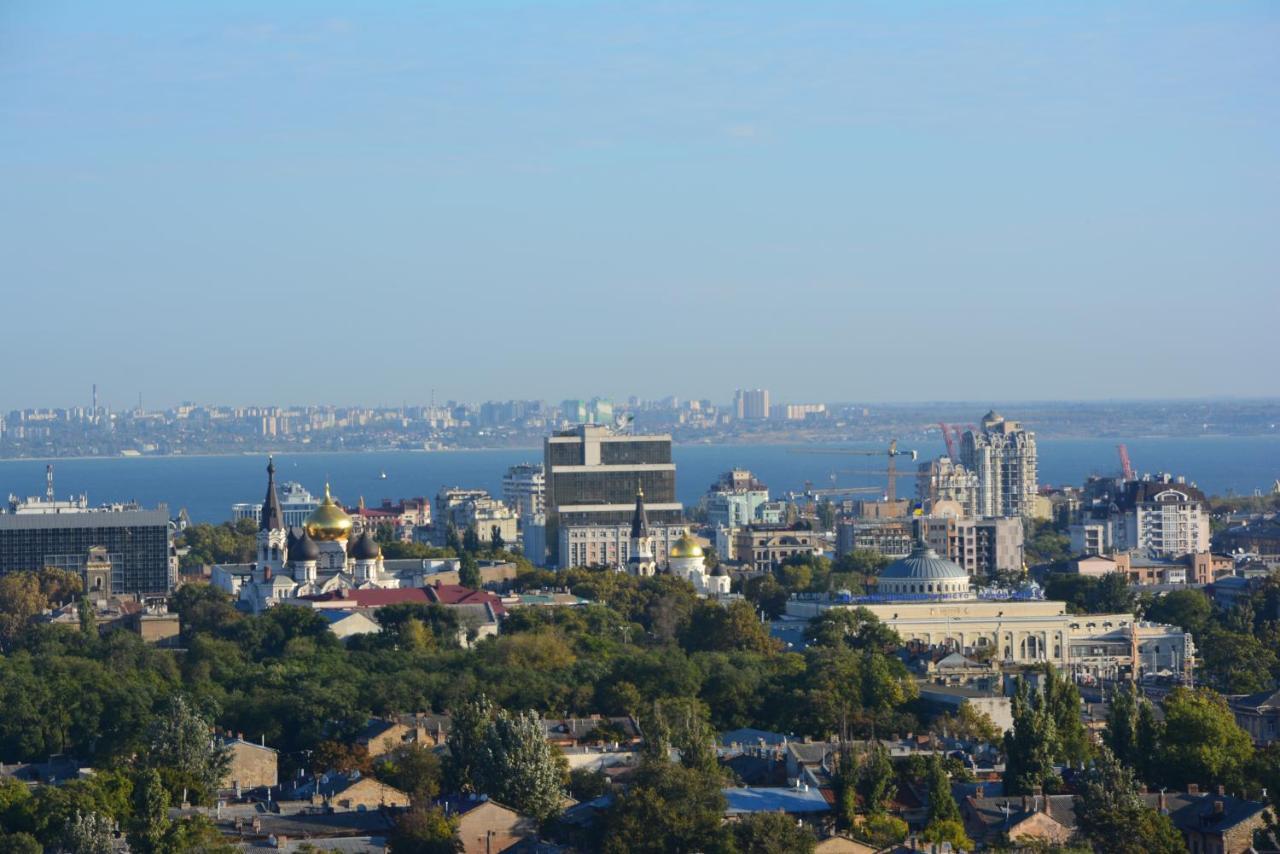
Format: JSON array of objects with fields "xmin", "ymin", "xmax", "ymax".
[
  {"xmin": 261, "ymin": 456, "xmax": 285, "ymax": 532},
  {"xmin": 630, "ymin": 487, "xmax": 649, "ymax": 541}
]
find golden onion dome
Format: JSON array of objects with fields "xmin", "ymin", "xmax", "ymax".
[
  {"xmin": 669, "ymin": 533, "xmax": 704, "ymax": 559},
  {"xmin": 304, "ymin": 484, "xmax": 353, "ymax": 541}
]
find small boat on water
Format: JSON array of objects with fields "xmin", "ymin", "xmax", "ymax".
[{"xmin": 378, "ymin": 470, "xmax": 388, "ymax": 479}]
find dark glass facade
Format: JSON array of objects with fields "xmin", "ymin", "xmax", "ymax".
[
  {"xmin": 0, "ymin": 510, "xmax": 172, "ymax": 594},
  {"xmin": 544, "ymin": 427, "xmax": 681, "ymax": 561}
]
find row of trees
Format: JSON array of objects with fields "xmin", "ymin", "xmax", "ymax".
[{"xmin": 0, "ymin": 694, "xmax": 231, "ymax": 852}]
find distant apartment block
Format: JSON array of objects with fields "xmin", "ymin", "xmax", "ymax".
[
  {"xmin": 769, "ymin": 403, "xmax": 826, "ymax": 421},
  {"xmin": 432, "ymin": 488, "xmax": 517, "ymax": 546},
  {"xmin": 502, "ymin": 463, "xmax": 546, "ymax": 518},
  {"xmin": 1070, "ymin": 474, "xmax": 1209, "ymax": 559},
  {"xmin": 703, "ymin": 469, "xmax": 782, "ymax": 529},
  {"xmin": 733, "ymin": 389, "xmax": 770, "ymax": 420},
  {"xmin": 960, "ymin": 411, "xmax": 1038, "ymax": 518},
  {"xmin": 916, "ymin": 456, "xmax": 979, "ymax": 517}
]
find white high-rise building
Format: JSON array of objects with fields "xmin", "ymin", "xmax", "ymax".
[
  {"xmin": 502, "ymin": 463, "xmax": 546, "ymax": 519},
  {"xmin": 960, "ymin": 411, "xmax": 1038, "ymax": 518}
]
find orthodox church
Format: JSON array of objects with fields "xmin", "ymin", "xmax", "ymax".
[
  {"xmin": 230, "ymin": 458, "xmax": 399, "ymax": 612},
  {"xmin": 625, "ymin": 488, "xmax": 730, "ymax": 596}
]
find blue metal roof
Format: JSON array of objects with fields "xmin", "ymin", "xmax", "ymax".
[{"xmin": 722, "ymin": 786, "xmax": 830, "ymax": 815}]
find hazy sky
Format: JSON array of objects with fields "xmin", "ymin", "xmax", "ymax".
[{"xmin": 2, "ymin": 1, "xmax": 1277, "ymax": 410}]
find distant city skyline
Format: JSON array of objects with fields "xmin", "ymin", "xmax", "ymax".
[
  {"xmin": 4, "ymin": 387, "xmax": 1280, "ymax": 415},
  {"xmin": 3, "ymin": 2, "xmax": 1278, "ymax": 407}
]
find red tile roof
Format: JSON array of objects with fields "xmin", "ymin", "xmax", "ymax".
[
  {"xmin": 304, "ymin": 588, "xmax": 431, "ymax": 607},
  {"xmin": 302, "ymin": 584, "xmax": 506, "ymax": 615},
  {"xmin": 424, "ymin": 583, "xmax": 507, "ymax": 616}
]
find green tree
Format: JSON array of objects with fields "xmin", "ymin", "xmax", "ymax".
[
  {"xmin": 741, "ymin": 575, "xmax": 789, "ymax": 619},
  {"xmin": 1041, "ymin": 666, "xmax": 1090, "ymax": 765},
  {"xmin": 375, "ymin": 743, "xmax": 442, "ymax": 804},
  {"xmin": 685, "ymin": 600, "xmax": 776, "ymax": 654},
  {"xmin": 462, "ymin": 525, "xmax": 481, "ymax": 554},
  {"xmin": 445, "ymin": 695, "xmax": 494, "ymax": 793},
  {"xmin": 1155, "ymin": 687, "xmax": 1254, "ymax": 791},
  {"xmin": 597, "ymin": 760, "xmax": 730, "ymax": 854},
  {"xmin": 0, "ymin": 573, "xmax": 47, "ymax": 650},
  {"xmin": 164, "ymin": 814, "xmax": 236, "ymax": 853},
  {"xmin": 568, "ymin": 767, "xmax": 609, "ymax": 801},
  {"xmin": 859, "ymin": 814, "xmax": 908, "ymax": 848},
  {"xmin": 942, "ymin": 702, "xmax": 1002, "ymax": 746},
  {"xmin": 77, "ymin": 595, "xmax": 97, "ymax": 637},
  {"xmin": 924, "ymin": 753, "xmax": 961, "ymax": 826},
  {"xmin": 1089, "ymin": 571, "xmax": 1137, "ymax": 613},
  {"xmin": 650, "ymin": 698, "xmax": 718, "ymax": 775},
  {"xmin": 476, "ymin": 709, "xmax": 566, "ymax": 822},
  {"xmin": 489, "ymin": 525, "xmax": 505, "ymax": 553},
  {"xmin": 127, "ymin": 768, "xmax": 171, "ymax": 854},
  {"xmin": 1075, "ymin": 746, "xmax": 1185, "ymax": 854},
  {"xmin": 0, "ymin": 832, "xmax": 41, "ymax": 854},
  {"xmin": 177, "ymin": 521, "xmax": 258, "ymax": 569},
  {"xmin": 732, "ymin": 811, "xmax": 817, "ymax": 853},
  {"xmin": 445, "ymin": 523, "xmax": 463, "ymax": 554},
  {"xmin": 804, "ymin": 607, "xmax": 901, "ymax": 653},
  {"xmin": 1004, "ymin": 679, "xmax": 1060, "ymax": 795},
  {"xmin": 1025, "ymin": 519, "xmax": 1071, "ymax": 566},
  {"xmin": 919, "ymin": 819, "xmax": 973, "ymax": 851},
  {"xmin": 144, "ymin": 694, "xmax": 230, "ymax": 805},
  {"xmin": 855, "ymin": 742, "xmax": 895, "ymax": 816},
  {"xmin": 458, "ymin": 551, "xmax": 481, "ymax": 590},
  {"xmin": 1143, "ymin": 589, "xmax": 1212, "ymax": 638},
  {"xmin": 1105, "ymin": 682, "xmax": 1139, "ymax": 769},
  {"xmin": 388, "ymin": 806, "xmax": 461, "ymax": 854},
  {"xmin": 60, "ymin": 810, "xmax": 114, "ymax": 854}
]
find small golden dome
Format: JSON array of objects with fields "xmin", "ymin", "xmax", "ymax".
[
  {"xmin": 669, "ymin": 534, "xmax": 704, "ymax": 559},
  {"xmin": 304, "ymin": 484, "xmax": 353, "ymax": 541}
]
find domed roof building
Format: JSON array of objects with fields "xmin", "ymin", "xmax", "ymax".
[
  {"xmin": 305, "ymin": 485, "xmax": 354, "ymax": 542},
  {"xmin": 288, "ymin": 530, "xmax": 321, "ymax": 563},
  {"xmin": 669, "ymin": 533, "xmax": 703, "ymax": 560},
  {"xmin": 875, "ymin": 543, "xmax": 971, "ymax": 601},
  {"xmin": 350, "ymin": 530, "xmax": 382, "ymax": 561},
  {"xmin": 224, "ymin": 464, "xmax": 404, "ymax": 612},
  {"xmin": 667, "ymin": 532, "xmax": 730, "ymax": 596}
]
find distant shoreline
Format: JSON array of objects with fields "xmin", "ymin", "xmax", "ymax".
[{"xmin": 1, "ymin": 432, "xmax": 1278, "ymax": 465}]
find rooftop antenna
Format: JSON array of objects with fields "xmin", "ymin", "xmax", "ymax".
[{"xmin": 46, "ymin": 464, "xmax": 54, "ymax": 500}]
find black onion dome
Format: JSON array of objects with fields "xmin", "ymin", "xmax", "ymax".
[
  {"xmin": 289, "ymin": 531, "xmax": 321, "ymax": 562},
  {"xmin": 351, "ymin": 531, "xmax": 381, "ymax": 560}
]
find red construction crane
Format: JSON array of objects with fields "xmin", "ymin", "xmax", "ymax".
[
  {"xmin": 1117, "ymin": 444, "xmax": 1134, "ymax": 481},
  {"xmin": 939, "ymin": 422, "xmax": 956, "ymax": 458}
]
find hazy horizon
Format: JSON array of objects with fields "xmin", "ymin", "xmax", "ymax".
[{"xmin": 3, "ymin": 1, "xmax": 1278, "ymax": 407}]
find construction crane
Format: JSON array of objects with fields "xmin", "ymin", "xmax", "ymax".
[
  {"xmin": 790, "ymin": 441, "xmax": 919, "ymax": 502},
  {"xmin": 1117, "ymin": 444, "xmax": 1134, "ymax": 481},
  {"xmin": 939, "ymin": 422, "xmax": 956, "ymax": 458}
]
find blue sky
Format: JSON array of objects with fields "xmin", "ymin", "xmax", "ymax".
[{"xmin": 2, "ymin": 1, "xmax": 1277, "ymax": 409}]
